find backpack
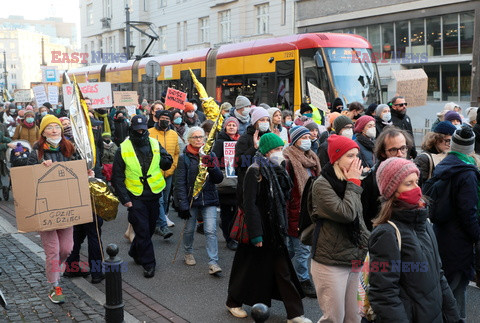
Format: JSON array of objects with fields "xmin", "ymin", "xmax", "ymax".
[
  {"xmin": 422, "ymin": 175, "xmax": 453, "ymax": 224},
  {"xmin": 358, "ymin": 221, "xmax": 402, "ymax": 322},
  {"xmin": 299, "ymin": 176, "xmax": 321, "ymax": 246}
]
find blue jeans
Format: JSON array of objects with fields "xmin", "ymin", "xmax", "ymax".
[
  {"xmin": 287, "ymin": 236, "xmax": 311, "ymax": 282},
  {"xmin": 449, "ymin": 271, "xmax": 469, "ymax": 319},
  {"xmin": 183, "ymin": 206, "xmax": 219, "ymax": 265},
  {"xmin": 156, "ymin": 176, "xmax": 173, "ymax": 229}
]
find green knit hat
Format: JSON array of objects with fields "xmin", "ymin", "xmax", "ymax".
[{"xmin": 259, "ymin": 133, "xmax": 284, "ymax": 155}]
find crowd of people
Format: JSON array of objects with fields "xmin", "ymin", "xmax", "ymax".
[{"xmin": 1, "ymin": 93, "xmax": 479, "ymax": 322}]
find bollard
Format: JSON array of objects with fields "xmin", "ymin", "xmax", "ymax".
[
  {"xmin": 104, "ymin": 244, "xmax": 124, "ymax": 323},
  {"xmin": 251, "ymin": 303, "xmax": 270, "ymax": 323}
]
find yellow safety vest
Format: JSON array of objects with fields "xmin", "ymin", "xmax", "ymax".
[
  {"xmin": 121, "ymin": 138, "xmax": 166, "ymax": 196},
  {"xmin": 310, "ymin": 104, "xmax": 324, "ymax": 125}
]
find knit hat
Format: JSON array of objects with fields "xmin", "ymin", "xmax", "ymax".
[
  {"xmin": 259, "ymin": 133, "xmax": 284, "ymax": 155},
  {"xmin": 300, "ymin": 103, "xmax": 312, "ymax": 115},
  {"xmin": 353, "ymin": 115, "xmax": 375, "ymax": 134},
  {"xmin": 466, "ymin": 107, "xmax": 478, "ymax": 123},
  {"xmin": 184, "ymin": 102, "xmax": 195, "ymax": 112},
  {"xmin": 24, "ymin": 110, "xmax": 35, "ymax": 117},
  {"xmin": 39, "ymin": 114, "xmax": 63, "ymax": 134},
  {"xmin": 25, "ymin": 105, "xmax": 34, "ymax": 111},
  {"xmin": 220, "ymin": 102, "xmax": 232, "ymax": 111},
  {"xmin": 18, "ymin": 110, "xmax": 26, "ymax": 118},
  {"xmin": 433, "ymin": 121, "xmax": 456, "ymax": 136},
  {"xmin": 333, "ymin": 115, "xmax": 353, "ymax": 133},
  {"xmin": 267, "ymin": 107, "xmax": 280, "ymax": 120},
  {"xmin": 223, "ymin": 116, "xmax": 240, "ymax": 130},
  {"xmin": 376, "ymin": 158, "xmax": 420, "ymax": 199},
  {"xmin": 259, "ymin": 103, "xmax": 271, "ymax": 110},
  {"xmin": 444, "ymin": 111, "xmax": 462, "ymax": 123},
  {"xmin": 155, "ymin": 110, "xmax": 172, "ymax": 120},
  {"xmin": 366, "ymin": 103, "xmax": 378, "ymax": 116},
  {"xmin": 235, "ymin": 95, "xmax": 251, "ymax": 109},
  {"xmin": 331, "ymin": 98, "xmax": 344, "ymax": 112},
  {"xmin": 304, "ymin": 121, "xmax": 318, "ymax": 131},
  {"xmin": 102, "ymin": 132, "xmax": 112, "ymax": 139},
  {"xmin": 451, "ymin": 126, "xmax": 475, "ymax": 155},
  {"xmin": 327, "ymin": 134, "xmax": 359, "ymax": 164},
  {"xmin": 251, "ymin": 107, "xmax": 270, "ymax": 125},
  {"xmin": 328, "ymin": 112, "xmax": 341, "ymax": 127},
  {"xmin": 289, "ymin": 126, "xmax": 310, "ymax": 146},
  {"xmin": 59, "ymin": 116, "xmax": 69, "ymax": 123},
  {"xmin": 375, "ymin": 104, "xmax": 389, "ymax": 116}
]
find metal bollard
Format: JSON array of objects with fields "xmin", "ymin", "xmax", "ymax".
[
  {"xmin": 104, "ymin": 244, "xmax": 124, "ymax": 323},
  {"xmin": 251, "ymin": 303, "xmax": 270, "ymax": 323}
]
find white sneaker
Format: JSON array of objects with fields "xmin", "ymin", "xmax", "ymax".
[
  {"xmin": 226, "ymin": 306, "xmax": 247, "ymax": 318},
  {"xmin": 166, "ymin": 215, "xmax": 175, "ymax": 227},
  {"xmin": 287, "ymin": 316, "xmax": 313, "ymax": 323},
  {"xmin": 184, "ymin": 254, "xmax": 196, "ymax": 266},
  {"xmin": 209, "ymin": 264, "xmax": 222, "ymax": 275}
]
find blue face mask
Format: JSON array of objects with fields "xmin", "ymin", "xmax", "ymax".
[
  {"xmin": 285, "ymin": 120, "xmax": 293, "ymax": 127},
  {"xmin": 304, "ymin": 113, "xmax": 313, "ymax": 118},
  {"xmin": 25, "ymin": 117, "xmax": 35, "ymax": 123},
  {"xmin": 41, "ymin": 111, "xmax": 48, "ymax": 117},
  {"xmin": 16, "ymin": 105, "xmax": 22, "ymax": 110},
  {"xmin": 173, "ymin": 117, "xmax": 182, "ymax": 125},
  {"xmin": 223, "ymin": 113, "xmax": 230, "ymax": 119}
]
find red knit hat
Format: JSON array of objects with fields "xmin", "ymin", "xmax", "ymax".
[
  {"xmin": 353, "ymin": 115, "xmax": 375, "ymax": 134},
  {"xmin": 327, "ymin": 134, "xmax": 359, "ymax": 164},
  {"xmin": 376, "ymin": 157, "xmax": 420, "ymax": 199},
  {"xmin": 184, "ymin": 102, "xmax": 194, "ymax": 112}
]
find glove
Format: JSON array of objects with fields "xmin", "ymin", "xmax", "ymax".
[{"xmin": 178, "ymin": 209, "xmax": 192, "ymax": 220}]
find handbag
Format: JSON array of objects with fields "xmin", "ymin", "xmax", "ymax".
[
  {"xmin": 229, "ymin": 208, "xmax": 249, "ymax": 244},
  {"xmin": 216, "ymin": 170, "xmax": 237, "ymax": 194}
]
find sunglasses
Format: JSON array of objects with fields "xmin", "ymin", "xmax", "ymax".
[{"xmin": 394, "ymin": 103, "xmax": 408, "ymax": 107}]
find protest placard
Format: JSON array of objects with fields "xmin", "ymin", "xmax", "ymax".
[
  {"xmin": 223, "ymin": 141, "xmax": 237, "ymax": 178},
  {"xmin": 307, "ymin": 82, "xmax": 328, "ymax": 112},
  {"xmin": 391, "ymin": 69, "xmax": 428, "ymax": 108},
  {"xmin": 47, "ymin": 86, "xmax": 59, "ymax": 105},
  {"xmin": 125, "ymin": 106, "xmax": 137, "ymax": 116},
  {"xmin": 32, "ymin": 85, "xmax": 48, "ymax": 107},
  {"xmin": 113, "ymin": 91, "xmax": 138, "ymax": 107},
  {"xmin": 165, "ymin": 88, "xmax": 187, "ymax": 110},
  {"xmin": 14, "ymin": 89, "xmax": 33, "ymax": 103},
  {"xmin": 62, "ymin": 82, "xmax": 113, "ymax": 109}
]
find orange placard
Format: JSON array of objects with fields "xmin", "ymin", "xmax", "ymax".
[{"xmin": 165, "ymin": 88, "xmax": 187, "ymax": 110}]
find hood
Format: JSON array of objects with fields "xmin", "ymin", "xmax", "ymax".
[{"xmin": 433, "ymin": 153, "xmax": 479, "ymax": 180}]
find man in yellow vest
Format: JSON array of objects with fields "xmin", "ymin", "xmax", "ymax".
[{"xmin": 112, "ymin": 115, "xmax": 173, "ymax": 278}]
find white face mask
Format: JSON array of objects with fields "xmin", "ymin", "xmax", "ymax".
[
  {"xmin": 365, "ymin": 127, "xmax": 376, "ymax": 139},
  {"xmin": 46, "ymin": 137, "xmax": 61, "ymax": 146},
  {"xmin": 269, "ymin": 151, "xmax": 285, "ymax": 166},
  {"xmin": 341, "ymin": 128, "xmax": 353, "ymax": 139},
  {"xmin": 298, "ymin": 139, "xmax": 312, "ymax": 151},
  {"xmin": 242, "ymin": 107, "xmax": 251, "ymax": 116},
  {"xmin": 455, "ymin": 124, "xmax": 462, "ymax": 130},
  {"xmin": 187, "ymin": 111, "xmax": 195, "ymax": 118},
  {"xmin": 382, "ymin": 112, "xmax": 391, "ymax": 122},
  {"xmin": 258, "ymin": 121, "xmax": 270, "ymax": 133},
  {"xmin": 193, "ymin": 104, "xmax": 198, "ymax": 111}
]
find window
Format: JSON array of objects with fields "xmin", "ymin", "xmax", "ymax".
[
  {"xmin": 281, "ymin": 0, "xmax": 286, "ymax": 26},
  {"xmin": 183, "ymin": 21, "xmax": 187, "ymax": 50},
  {"xmin": 396, "ymin": 21, "xmax": 409, "ymax": 58},
  {"xmin": 368, "ymin": 25, "xmax": 381, "ymax": 57},
  {"xmin": 177, "ymin": 22, "xmax": 181, "ymax": 51},
  {"xmin": 460, "ymin": 12, "xmax": 474, "ymax": 54},
  {"xmin": 355, "ymin": 27, "xmax": 367, "ymax": 39},
  {"xmin": 423, "ymin": 65, "xmax": 440, "ymax": 100},
  {"xmin": 199, "ymin": 17, "xmax": 209, "ymax": 43},
  {"xmin": 158, "ymin": 0, "xmax": 167, "ymax": 7},
  {"xmin": 460, "ymin": 63, "xmax": 471, "ymax": 100},
  {"xmin": 381, "ymin": 23, "xmax": 394, "ymax": 59},
  {"xmin": 410, "ymin": 19, "xmax": 425, "ymax": 48},
  {"xmin": 219, "ymin": 10, "xmax": 231, "ymax": 42},
  {"xmin": 256, "ymin": 3, "xmax": 269, "ymax": 34},
  {"xmin": 103, "ymin": 0, "xmax": 112, "ymax": 18},
  {"xmin": 443, "ymin": 14, "xmax": 458, "ymax": 55},
  {"xmin": 159, "ymin": 26, "xmax": 167, "ymax": 51},
  {"xmin": 90, "ymin": 40, "xmax": 95, "ymax": 52},
  {"xmin": 442, "ymin": 64, "xmax": 458, "ymax": 101},
  {"xmin": 426, "ymin": 16, "xmax": 441, "ymax": 56},
  {"xmin": 86, "ymin": 4, "xmax": 94, "ymax": 26}
]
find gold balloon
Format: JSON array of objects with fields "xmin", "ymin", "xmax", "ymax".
[{"xmin": 89, "ymin": 178, "xmax": 119, "ymax": 221}]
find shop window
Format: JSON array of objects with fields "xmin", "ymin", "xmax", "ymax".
[
  {"xmin": 426, "ymin": 17, "xmax": 441, "ymax": 56},
  {"xmin": 460, "ymin": 63, "xmax": 471, "ymax": 100},
  {"xmin": 410, "ymin": 19, "xmax": 426, "ymax": 56},
  {"xmin": 442, "ymin": 64, "xmax": 458, "ymax": 101},
  {"xmin": 396, "ymin": 21, "xmax": 409, "ymax": 58},
  {"xmin": 423, "ymin": 65, "xmax": 440, "ymax": 101},
  {"xmin": 460, "ymin": 12, "xmax": 474, "ymax": 54},
  {"xmin": 381, "ymin": 23, "xmax": 394, "ymax": 59},
  {"xmin": 443, "ymin": 14, "xmax": 459, "ymax": 55}
]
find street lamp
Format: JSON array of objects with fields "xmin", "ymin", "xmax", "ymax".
[{"xmin": 123, "ymin": 45, "xmax": 135, "ymax": 59}]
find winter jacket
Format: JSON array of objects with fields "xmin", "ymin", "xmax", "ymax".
[
  {"xmin": 375, "ymin": 116, "xmax": 391, "ymax": 138},
  {"xmin": 413, "ymin": 147, "xmax": 446, "ymax": 187},
  {"xmin": 174, "ymin": 149, "xmax": 223, "ymax": 211},
  {"xmin": 361, "ymin": 162, "xmax": 381, "ymax": 232},
  {"xmin": 12, "ymin": 123, "xmax": 39, "ymax": 147},
  {"xmin": 390, "ymin": 109, "xmax": 417, "ymax": 159},
  {"xmin": 148, "ymin": 127, "xmax": 180, "ymax": 178},
  {"xmin": 355, "ymin": 136, "xmax": 376, "ymax": 168},
  {"xmin": 432, "ymin": 153, "xmax": 480, "ymax": 281},
  {"xmin": 317, "ymin": 140, "xmax": 330, "ymax": 168},
  {"xmin": 310, "ymin": 176, "xmax": 369, "ymax": 266},
  {"xmin": 101, "ymin": 141, "xmax": 118, "ymax": 164},
  {"xmin": 473, "ymin": 123, "xmax": 480, "ymax": 154},
  {"xmin": 368, "ymin": 207, "xmax": 460, "ymax": 322},
  {"xmin": 112, "ymin": 120, "xmax": 129, "ymax": 146}
]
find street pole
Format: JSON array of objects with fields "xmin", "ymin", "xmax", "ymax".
[
  {"xmin": 125, "ymin": 5, "xmax": 130, "ymax": 60},
  {"xmin": 152, "ymin": 75, "xmax": 156, "ymax": 101},
  {"xmin": 3, "ymin": 51, "xmax": 8, "ymax": 92}
]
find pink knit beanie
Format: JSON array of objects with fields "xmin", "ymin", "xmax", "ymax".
[
  {"xmin": 376, "ymin": 157, "xmax": 420, "ymax": 199},
  {"xmin": 353, "ymin": 115, "xmax": 375, "ymax": 134}
]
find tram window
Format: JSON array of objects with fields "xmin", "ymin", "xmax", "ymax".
[{"xmin": 276, "ymin": 60, "xmax": 294, "ymax": 110}]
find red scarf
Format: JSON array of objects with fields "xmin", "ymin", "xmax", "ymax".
[
  {"xmin": 186, "ymin": 144, "xmax": 200, "ymax": 156},
  {"xmin": 228, "ymin": 133, "xmax": 240, "ymax": 141},
  {"xmin": 23, "ymin": 120, "xmax": 35, "ymax": 129}
]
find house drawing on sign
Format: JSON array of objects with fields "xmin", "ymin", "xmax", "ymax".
[{"xmin": 31, "ymin": 164, "xmax": 86, "ymax": 216}]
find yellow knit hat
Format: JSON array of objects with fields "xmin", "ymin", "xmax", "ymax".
[{"xmin": 39, "ymin": 114, "xmax": 63, "ymax": 135}]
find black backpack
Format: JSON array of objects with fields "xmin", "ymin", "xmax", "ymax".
[{"xmin": 422, "ymin": 175, "xmax": 453, "ymax": 224}]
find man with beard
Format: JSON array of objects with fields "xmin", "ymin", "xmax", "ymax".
[
  {"xmin": 112, "ymin": 115, "xmax": 173, "ymax": 278},
  {"xmin": 390, "ymin": 96, "xmax": 417, "ymax": 159}
]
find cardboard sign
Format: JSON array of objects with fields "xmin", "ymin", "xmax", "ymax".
[
  {"xmin": 62, "ymin": 82, "xmax": 112, "ymax": 109},
  {"xmin": 307, "ymin": 82, "xmax": 328, "ymax": 112},
  {"xmin": 223, "ymin": 141, "xmax": 237, "ymax": 178},
  {"xmin": 391, "ymin": 69, "xmax": 428, "ymax": 108},
  {"xmin": 165, "ymin": 88, "xmax": 187, "ymax": 110},
  {"xmin": 125, "ymin": 106, "xmax": 137, "ymax": 116},
  {"xmin": 32, "ymin": 85, "xmax": 48, "ymax": 107},
  {"xmin": 48, "ymin": 86, "xmax": 59, "ymax": 105},
  {"xmin": 113, "ymin": 91, "xmax": 138, "ymax": 107},
  {"xmin": 11, "ymin": 160, "xmax": 93, "ymax": 233},
  {"xmin": 14, "ymin": 89, "xmax": 33, "ymax": 103}
]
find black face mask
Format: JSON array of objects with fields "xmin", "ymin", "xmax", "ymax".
[
  {"xmin": 130, "ymin": 129, "xmax": 150, "ymax": 146},
  {"xmin": 159, "ymin": 120, "xmax": 169, "ymax": 130},
  {"xmin": 103, "ymin": 139, "xmax": 111, "ymax": 144}
]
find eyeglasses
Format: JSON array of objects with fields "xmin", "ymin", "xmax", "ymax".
[
  {"xmin": 190, "ymin": 136, "xmax": 205, "ymax": 140},
  {"xmin": 45, "ymin": 125, "xmax": 62, "ymax": 131},
  {"xmin": 343, "ymin": 125, "xmax": 353, "ymax": 129},
  {"xmin": 393, "ymin": 103, "xmax": 408, "ymax": 107},
  {"xmin": 386, "ymin": 145, "xmax": 408, "ymax": 154},
  {"xmin": 443, "ymin": 139, "xmax": 451, "ymax": 145}
]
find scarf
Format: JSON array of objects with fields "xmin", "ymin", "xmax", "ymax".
[
  {"xmin": 43, "ymin": 142, "xmax": 60, "ymax": 152},
  {"xmin": 255, "ymin": 151, "xmax": 293, "ymax": 248},
  {"xmin": 321, "ymin": 162, "xmax": 361, "ymax": 246},
  {"xmin": 449, "ymin": 151, "xmax": 476, "ymax": 165},
  {"xmin": 228, "ymin": 133, "xmax": 240, "ymax": 141},
  {"xmin": 22, "ymin": 120, "xmax": 35, "ymax": 129},
  {"xmin": 355, "ymin": 133, "xmax": 375, "ymax": 151},
  {"xmin": 283, "ymin": 145, "xmax": 321, "ymax": 197},
  {"xmin": 94, "ymin": 111, "xmax": 111, "ymax": 134},
  {"xmin": 186, "ymin": 144, "xmax": 200, "ymax": 156}
]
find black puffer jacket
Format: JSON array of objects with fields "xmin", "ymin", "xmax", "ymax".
[{"xmin": 368, "ymin": 207, "xmax": 460, "ymax": 322}]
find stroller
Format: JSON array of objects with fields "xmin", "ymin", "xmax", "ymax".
[{"xmin": 3, "ymin": 140, "xmax": 32, "ymax": 201}]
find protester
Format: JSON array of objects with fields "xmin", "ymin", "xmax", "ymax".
[
  {"xmin": 354, "ymin": 115, "xmax": 376, "ymax": 169},
  {"xmin": 414, "ymin": 121, "xmax": 456, "ymax": 186},
  {"xmin": 283, "ymin": 126, "xmax": 321, "ymax": 298},
  {"xmin": 365, "ymin": 103, "xmax": 377, "ymax": 117},
  {"xmin": 294, "ymin": 103, "xmax": 313, "ymax": 126},
  {"xmin": 174, "ymin": 127, "xmax": 223, "ymax": 275},
  {"xmin": 268, "ymin": 107, "xmax": 288, "ymax": 144},
  {"xmin": 100, "ymin": 132, "xmax": 117, "ymax": 182},
  {"xmin": 112, "ymin": 110, "xmax": 130, "ymax": 146},
  {"xmin": 389, "ymin": 96, "xmax": 417, "ymax": 158},
  {"xmin": 226, "ymin": 133, "xmax": 312, "ymax": 323},
  {"xmin": 304, "ymin": 121, "xmax": 320, "ymax": 154},
  {"xmin": 220, "ymin": 102, "xmax": 232, "ymax": 119},
  {"xmin": 444, "ymin": 111, "xmax": 463, "ymax": 128},
  {"xmin": 474, "ymin": 109, "xmax": 480, "ymax": 154},
  {"xmin": 52, "ymin": 103, "xmax": 67, "ymax": 118},
  {"xmin": 317, "ymin": 115, "xmax": 354, "ymax": 168},
  {"xmin": 374, "ymin": 103, "xmax": 392, "ymax": 137},
  {"xmin": 149, "ymin": 110, "xmax": 180, "ymax": 237},
  {"xmin": 183, "ymin": 102, "xmax": 201, "ymax": 127},
  {"xmin": 112, "ymin": 115, "xmax": 173, "ymax": 278},
  {"xmin": 330, "ymin": 98, "xmax": 344, "ymax": 113},
  {"xmin": 4, "ymin": 104, "xmax": 17, "ymax": 137},
  {"xmin": 432, "ymin": 126, "xmax": 480, "ymax": 320},
  {"xmin": 12, "ymin": 110, "xmax": 39, "ymax": 147},
  {"xmin": 465, "ymin": 107, "xmax": 478, "ymax": 127},
  {"xmin": 368, "ymin": 157, "xmax": 460, "ymax": 322},
  {"xmin": 212, "ymin": 117, "xmax": 240, "ymax": 251},
  {"xmin": 230, "ymin": 95, "xmax": 252, "ymax": 135},
  {"xmin": 342, "ymin": 101, "xmax": 364, "ymax": 121},
  {"xmin": 310, "ymin": 134, "xmax": 369, "ymax": 322},
  {"xmin": 431, "ymin": 102, "xmax": 459, "ymax": 131},
  {"xmin": 147, "ymin": 101, "xmax": 165, "ymax": 128},
  {"xmin": 282, "ymin": 110, "xmax": 294, "ymax": 143}
]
